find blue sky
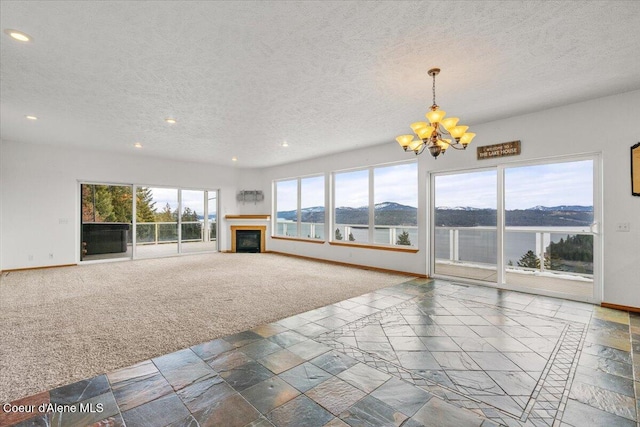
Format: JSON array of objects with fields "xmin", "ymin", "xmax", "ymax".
[
  {"xmin": 145, "ymin": 187, "xmax": 216, "ymax": 215},
  {"xmin": 150, "ymin": 159, "xmax": 592, "ymax": 214},
  {"xmin": 435, "ymin": 160, "xmax": 593, "ymax": 209},
  {"xmin": 277, "ymin": 162, "xmax": 419, "ymax": 211}
]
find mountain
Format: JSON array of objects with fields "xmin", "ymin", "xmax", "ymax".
[
  {"xmin": 278, "ymin": 204, "xmax": 593, "ymax": 228},
  {"xmin": 435, "ymin": 206, "xmax": 593, "ymax": 227},
  {"xmin": 278, "ymin": 202, "xmax": 418, "ymax": 226},
  {"xmin": 436, "ymin": 206, "xmax": 483, "ymax": 211},
  {"xmin": 528, "ymin": 205, "xmax": 592, "ymax": 212},
  {"xmin": 374, "ymin": 202, "xmax": 416, "ymax": 211}
]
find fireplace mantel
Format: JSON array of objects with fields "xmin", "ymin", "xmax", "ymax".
[{"xmin": 225, "ymin": 215, "xmax": 270, "ymax": 220}]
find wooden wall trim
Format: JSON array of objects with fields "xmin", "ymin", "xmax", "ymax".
[
  {"xmin": 268, "ymin": 250, "xmax": 428, "ymax": 278},
  {"xmin": 328, "ymin": 241, "xmax": 419, "ymax": 253},
  {"xmin": 2, "ymin": 264, "xmax": 77, "ymax": 273},
  {"xmin": 271, "ymin": 236, "xmax": 325, "ymax": 244}
]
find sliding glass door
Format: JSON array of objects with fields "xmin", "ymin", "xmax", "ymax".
[
  {"xmin": 80, "ymin": 183, "xmax": 133, "ymax": 261},
  {"xmin": 136, "ymin": 187, "xmax": 179, "ymax": 258},
  {"xmin": 181, "ymin": 190, "xmax": 218, "ymax": 253},
  {"xmin": 82, "ymin": 185, "xmax": 218, "ymax": 262},
  {"xmin": 503, "ymin": 160, "xmax": 595, "ymax": 299},
  {"xmin": 431, "ymin": 156, "xmax": 599, "ymax": 302},
  {"xmin": 433, "ymin": 170, "xmax": 497, "ymax": 282}
]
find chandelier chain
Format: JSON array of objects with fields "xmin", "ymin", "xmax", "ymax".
[{"xmin": 432, "ymin": 72, "xmax": 436, "ymax": 106}]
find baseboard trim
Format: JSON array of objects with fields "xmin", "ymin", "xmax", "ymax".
[
  {"xmin": 268, "ymin": 250, "xmax": 428, "ymax": 278},
  {"xmin": 3, "ymin": 264, "xmax": 77, "ymax": 273},
  {"xmin": 601, "ymin": 302, "xmax": 640, "ymax": 313}
]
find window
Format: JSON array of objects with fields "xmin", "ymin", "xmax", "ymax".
[
  {"xmin": 275, "ymin": 175, "xmax": 325, "ymax": 239},
  {"xmin": 81, "ymin": 184, "xmax": 218, "ymax": 262},
  {"xmin": 374, "ymin": 163, "xmax": 418, "ymax": 246},
  {"xmin": 80, "ymin": 183, "xmax": 133, "ymax": 261},
  {"xmin": 431, "ymin": 156, "xmax": 599, "ymax": 302},
  {"xmin": 333, "ymin": 162, "xmax": 417, "ymax": 246},
  {"xmin": 334, "ymin": 169, "xmax": 369, "ymax": 242},
  {"xmin": 301, "ymin": 176, "xmax": 325, "ymax": 239}
]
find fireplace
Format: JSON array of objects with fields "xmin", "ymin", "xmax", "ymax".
[
  {"xmin": 236, "ymin": 230, "xmax": 261, "ymax": 253},
  {"xmin": 230, "ymin": 225, "xmax": 266, "ymax": 253}
]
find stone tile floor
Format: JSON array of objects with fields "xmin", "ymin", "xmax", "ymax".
[{"xmin": 1, "ymin": 278, "xmax": 638, "ymax": 427}]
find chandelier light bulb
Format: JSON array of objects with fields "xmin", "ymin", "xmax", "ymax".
[{"xmin": 4, "ymin": 29, "xmax": 32, "ymax": 42}]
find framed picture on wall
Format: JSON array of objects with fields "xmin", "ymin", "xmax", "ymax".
[{"xmin": 633, "ymin": 143, "xmax": 640, "ymax": 196}]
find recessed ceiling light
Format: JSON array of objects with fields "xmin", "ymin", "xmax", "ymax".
[
  {"xmin": 165, "ymin": 118, "xmax": 177, "ymax": 124},
  {"xmin": 134, "ymin": 142, "xmax": 143, "ymax": 148},
  {"xmin": 281, "ymin": 141, "xmax": 289, "ymax": 147},
  {"xmin": 25, "ymin": 115, "xmax": 38, "ymax": 120},
  {"xmin": 4, "ymin": 29, "xmax": 32, "ymax": 42},
  {"xmin": 232, "ymin": 157, "xmax": 238, "ymax": 162}
]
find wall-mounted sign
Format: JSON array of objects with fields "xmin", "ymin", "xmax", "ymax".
[{"xmin": 477, "ymin": 140, "xmax": 521, "ymax": 160}]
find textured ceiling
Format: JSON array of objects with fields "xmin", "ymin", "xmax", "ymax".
[{"xmin": 1, "ymin": 1, "xmax": 640, "ymax": 168}]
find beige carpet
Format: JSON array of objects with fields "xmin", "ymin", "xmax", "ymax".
[{"xmin": 0, "ymin": 253, "xmax": 412, "ymax": 402}]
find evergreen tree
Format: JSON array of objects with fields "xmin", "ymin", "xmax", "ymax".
[
  {"xmin": 93, "ymin": 185, "xmax": 116, "ymax": 222},
  {"xmin": 136, "ymin": 187, "xmax": 157, "ymax": 222},
  {"xmin": 156, "ymin": 203, "xmax": 175, "ymax": 222},
  {"xmin": 135, "ymin": 187, "xmax": 157, "ymax": 242},
  {"xmin": 82, "ymin": 184, "xmax": 96, "ymax": 222},
  {"xmin": 181, "ymin": 207, "xmax": 202, "ymax": 240},
  {"xmin": 335, "ymin": 228, "xmax": 343, "ymax": 240},
  {"xmin": 109, "ymin": 186, "xmax": 133, "ymax": 222},
  {"xmin": 396, "ymin": 230, "xmax": 412, "ymax": 246},
  {"xmin": 348, "ymin": 232, "xmax": 355, "ymax": 241},
  {"xmin": 517, "ymin": 250, "xmax": 540, "ymax": 269}
]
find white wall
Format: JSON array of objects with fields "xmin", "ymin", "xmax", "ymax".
[
  {"xmin": 249, "ymin": 90, "xmax": 640, "ymax": 306},
  {"xmin": 0, "ymin": 141, "xmax": 242, "ymax": 269},
  {"xmin": 2, "ymin": 90, "xmax": 639, "ymax": 306}
]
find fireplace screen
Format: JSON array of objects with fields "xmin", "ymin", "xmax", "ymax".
[{"xmin": 236, "ymin": 230, "xmax": 261, "ymax": 253}]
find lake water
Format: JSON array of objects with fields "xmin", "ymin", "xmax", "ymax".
[{"xmin": 277, "ymin": 222, "xmax": 592, "ymax": 274}]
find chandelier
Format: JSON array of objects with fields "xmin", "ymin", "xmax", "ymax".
[{"xmin": 396, "ymin": 68, "xmax": 475, "ymax": 158}]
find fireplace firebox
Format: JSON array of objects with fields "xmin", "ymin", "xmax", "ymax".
[
  {"xmin": 230, "ymin": 225, "xmax": 266, "ymax": 253},
  {"xmin": 236, "ymin": 230, "xmax": 261, "ymax": 253}
]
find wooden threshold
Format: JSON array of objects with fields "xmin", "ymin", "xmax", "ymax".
[{"xmin": 601, "ymin": 302, "xmax": 640, "ymax": 313}]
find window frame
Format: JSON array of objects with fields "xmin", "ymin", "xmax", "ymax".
[
  {"xmin": 273, "ymin": 174, "xmax": 326, "ymax": 241},
  {"xmin": 331, "ymin": 160, "xmax": 418, "ymax": 249}
]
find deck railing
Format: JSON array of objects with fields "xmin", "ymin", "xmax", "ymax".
[
  {"xmin": 276, "ymin": 221, "xmax": 418, "ymax": 246},
  {"xmin": 435, "ymin": 225, "xmax": 594, "ymax": 277},
  {"xmin": 135, "ymin": 221, "xmax": 217, "ymax": 245}
]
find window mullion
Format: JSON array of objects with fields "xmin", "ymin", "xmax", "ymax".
[
  {"xmin": 297, "ymin": 178, "xmax": 302, "ymax": 237},
  {"xmin": 369, "ymin": 168, "xmax": 374, "ymax": 243}
]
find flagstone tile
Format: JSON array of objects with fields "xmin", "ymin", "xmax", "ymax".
[
  {"xmin": 305, "ymin": 377, "xmax": 366, "ymax": 416},
  {"xmin": 266, "ymin": 395, "xmax": 333, "ymax": 427},
  {"xmin": 279, "ymin": 362, "xmax": 332, "ymax": 392}
]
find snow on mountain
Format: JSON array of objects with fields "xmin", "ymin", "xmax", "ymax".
[
  {"xmin": 527, "ymin": 205, "xmax": 593, "ymax": 212},
  {"xmin": 436, "ymin": 206, "xmax": 483, "ymax": 211}
]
